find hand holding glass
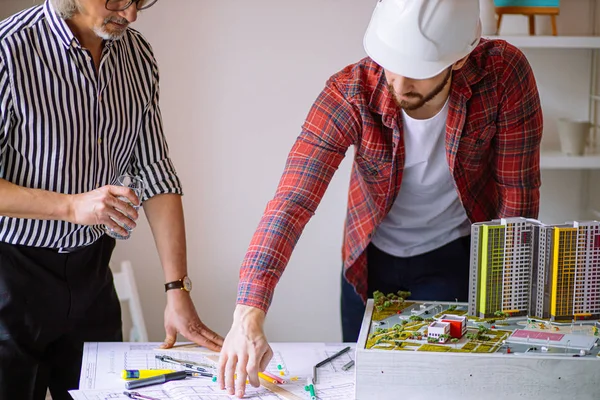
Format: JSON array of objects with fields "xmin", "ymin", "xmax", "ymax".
[{"xmin": 104, "ymin": 174, "xmax": 145, "ymax": 240}]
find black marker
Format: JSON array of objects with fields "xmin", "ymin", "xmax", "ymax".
[
  {"xmin": 125, "ymin": 370, "xmax": 187, "ymax": 389},
  {"xmin": 315, "ymin": 346, "xmax": 352, "ymax": 368}
]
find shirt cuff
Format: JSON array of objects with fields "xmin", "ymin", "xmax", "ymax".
[
  {"xmin": 236, "ymin": 279, "xmax": 275, "ymax": 314},
  {"xmin": 136, "ymin": 158, "xmax": 183, "ymax": 201}
]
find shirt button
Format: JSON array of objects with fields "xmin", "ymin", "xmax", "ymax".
[{"xmin": 98, "ymin": 138, "xmax": 102, "ymax": 145}]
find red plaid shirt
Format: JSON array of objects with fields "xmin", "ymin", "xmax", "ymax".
[{"xmin": 237, "ymin": 39, "xmax": 542, "ymax": 312}]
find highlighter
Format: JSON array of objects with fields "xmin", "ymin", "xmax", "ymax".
[{"xmin": 122, "ymin": 369, "xmax": 176, "ymax": 379}]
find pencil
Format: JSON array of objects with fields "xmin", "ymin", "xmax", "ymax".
[
  {"xmin": 258, "ymin": 371, "xmax": 278, "ymax": 383},
  {"xmin": 261, "ymin": 370, "xmax": 286, "ymax": 384}
]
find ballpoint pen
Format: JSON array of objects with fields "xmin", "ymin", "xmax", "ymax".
[
  {"xmin": 155, "ymin": 354, "xmax": 213, "ymax": 373},
  {"xmin": 123, "ymin": 391, "xmax": 161, "ymax": 400}
]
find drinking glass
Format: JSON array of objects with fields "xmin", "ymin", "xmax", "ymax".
[{"xmin": 104, "ymin": 174, "xmax": 145, "ymax": 240}]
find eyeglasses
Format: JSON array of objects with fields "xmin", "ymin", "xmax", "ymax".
[{"xmin": 105, "ymin": 0, "xmax": 158, "ymax": 12}]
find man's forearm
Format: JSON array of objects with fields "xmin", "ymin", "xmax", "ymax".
[
  {"xmin": 143, "ymin": 193, "xmax": 188, "ymax": 282},
  {"xmin": 0, "ymin": 178, "xmax": 70, "ymax": 220}
]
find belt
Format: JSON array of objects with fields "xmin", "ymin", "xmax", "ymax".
[{"xmin": 57, "ymin": 245, "xmax": 88, "ymax": 254}]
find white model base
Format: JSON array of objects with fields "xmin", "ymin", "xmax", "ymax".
[{"xmin": 355, "ymin": 300, "xmax": 600, "ymax": 400}]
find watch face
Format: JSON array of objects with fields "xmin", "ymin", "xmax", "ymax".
[{"xmin": 183, "ymin": 276, "xmax": 192, "ymax": 292}]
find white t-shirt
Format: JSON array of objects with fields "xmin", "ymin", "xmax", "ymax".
[{"xmin": 370, "ymin": 98, "xmax": 471, "ymax": 257}]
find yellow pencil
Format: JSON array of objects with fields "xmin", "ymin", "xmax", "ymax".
[{"xmin": 258, "ymin": 371, "xmax": 278, "ymax": 383}]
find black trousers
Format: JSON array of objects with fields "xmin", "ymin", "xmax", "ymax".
[
  {"xmin": 341, "ymin": 235, "xmax": 471, "ymax": 342},
  {"xmin": 0, "ymin": 235, "xmax": 122, "ymax": 400}
]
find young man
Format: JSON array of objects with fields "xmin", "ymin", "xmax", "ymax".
[
  {"xmin": 0, "ymin": 0, "xmax": 223, "ymax": 398},
  {"xmin": 218, "ymin": 0, "xmax": 543, "ymax": 397}
]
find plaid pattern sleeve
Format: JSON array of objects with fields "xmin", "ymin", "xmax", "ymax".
[
  {"xmin": 493, "ymin": 44, "xmax": 542, "ymax": 218},
  {"xmin": 236, "ymin": 79, "xmax": 360, "ymax": 312},
  {"xmin": 236, "ymin": 40, "xmax": 543, "ymax": 310}
]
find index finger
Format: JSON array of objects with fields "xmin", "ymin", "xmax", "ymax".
[
  {"xmin": 199, "ymin": 326, "xmax": 224, "ymax": 347},
  {"xmin": 246, "ymin": 350, "xmax": 260, "ymax": 388},
  {"xmin": 194, "ymin": 336, "xmax": 221, "ymax": 352},
  {"xmin": 184, "ymin": 328, "xmax": 222, "ymax": 352},
  {"xmin": 109, "ymin": 185, "xmax": 141, "ymax": 207}
]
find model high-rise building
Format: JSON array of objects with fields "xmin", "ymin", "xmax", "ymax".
[
  {"xmin": 469, "ymin": 218, "xmax": 600, "ymax": 321},
  {"xmin": 468, "ymin": 217, "xmax": 540, "ymax": 318}
]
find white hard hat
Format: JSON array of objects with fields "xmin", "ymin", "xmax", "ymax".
[{"xmin": 364, "ymin": 0, "xmax": 482, "ymax": 80}]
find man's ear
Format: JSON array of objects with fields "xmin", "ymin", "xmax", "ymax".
[{"xmin": 452, "ymin": 55, "xmax": 469, "ymax": 71}]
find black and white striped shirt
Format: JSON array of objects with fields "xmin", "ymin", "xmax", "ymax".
[{"xmin": 0, "ymin": 1, "xmax": 182, "ymax": 248}]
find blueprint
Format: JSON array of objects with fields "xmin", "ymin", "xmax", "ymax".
[{"xmin": 70, "ymin": 342, "xmax": 356, "ymax": 400}]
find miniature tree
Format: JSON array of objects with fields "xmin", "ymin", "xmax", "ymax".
[
  {"xmin": 373, "ymin": 291, "xmax": 385, "ymax": 310},
  {"xmin": 477, "ymin": 325, "xmax": 490, "ymax": 336},
  {"xmin": 438, "ymin": 334, "xmax": 450, "ymax": 343},
  {"xmin": 451, "ymin": 338, "xmax": 459, "ymax": 348},
  {"xmin": 397, "ymin": 290, "xmax": 411, "ymax": 301}
]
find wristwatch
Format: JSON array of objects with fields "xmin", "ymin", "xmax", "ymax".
[{"xmin": 164, "ymin": 275, "xmax": 192, "ymax": 292}]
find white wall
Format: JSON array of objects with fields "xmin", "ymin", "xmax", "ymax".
[{"xmin": 0, "ymin": 0, "xmax": 598, "ymax": 343}]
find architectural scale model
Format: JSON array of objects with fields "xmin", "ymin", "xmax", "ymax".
[{"xmin": 355, "ymin": 218, "xmax": 600, "ymax": 400}]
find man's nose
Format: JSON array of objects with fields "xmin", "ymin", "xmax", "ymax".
[
  {"xmin": 119, "ymin": 5, "xmax": 138, "ymax": 23},
  {"xmin": 390, "ymin": 76, "xmax": 412, "ymax": 94}
]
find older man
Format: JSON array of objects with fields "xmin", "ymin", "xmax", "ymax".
[{"xmin": 0, "ymin": 0, "xmax": 223, "ymax": 398}]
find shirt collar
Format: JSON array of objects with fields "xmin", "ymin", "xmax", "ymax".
[
  {"xmin": 44, "ymin": 0, "xmax": 80, "ymax": 48},
  {"xmin": 368, "ymin": 66, "xmax": 398, "ymax": 128}
]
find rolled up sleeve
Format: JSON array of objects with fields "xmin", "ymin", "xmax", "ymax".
[{"xmin": 129, "ymin": 56, "xmax": 183, "ymax": 201}]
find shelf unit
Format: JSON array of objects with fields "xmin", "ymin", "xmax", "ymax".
[
  {"xmin": 540, "ymin": 151, "xmax": 600, "ymax": 169},
  {"xmin": 484, "ymin": 1, "xmax": 600, "ymax": 220},
  {"xmin": 482, "ymin": 35, "xmax": 600, "ymax": 169},
  {"xmin": 486, "ymin": 35, "xmax": 600, "ymax": 48}
]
